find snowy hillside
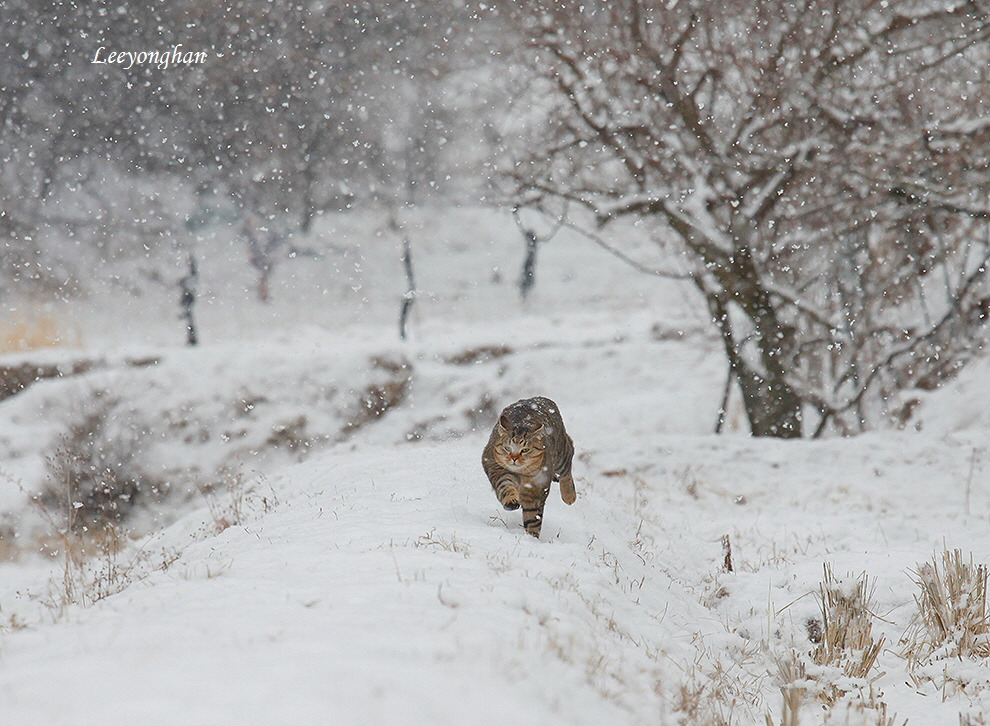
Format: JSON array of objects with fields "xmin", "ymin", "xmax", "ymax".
[{"xmin": 2, "ymin": 208, "xmax": 990, "ymax": 725}]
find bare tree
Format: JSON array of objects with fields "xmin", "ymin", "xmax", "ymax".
[
  {"xmin": 239, "ymin": 213, "xmax": 284, "ymax": 304},
  {"xmin": 178, "ymin": 253, "xmax": 198, "ymax": 346},
  {"xmin": 498, "ymin": 0, "xmax": 990, "ymax": 437},
  {"xmin": 512, "ymin": 205, "xmax": 565, "ymax": 301}
]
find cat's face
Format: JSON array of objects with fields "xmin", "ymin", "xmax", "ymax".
[{"xmin": 493, "ymin": 418, "xmax": 546, "ymax": 474}]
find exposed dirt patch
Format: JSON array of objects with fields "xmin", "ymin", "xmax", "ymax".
[
  {"xmin": 0, "ymin": 356, "xmax": 159, "ymax": 403},
  {"xmin": 445, "ymin": 345, "xmax": 512, "ymax": 366},
  {"xmin": 0, "ymin": 361, "xmax": 95, "ymax": 402},
  {"xmin": 340, "ymin": 356, "xmax": 413, "ymax": 438}
]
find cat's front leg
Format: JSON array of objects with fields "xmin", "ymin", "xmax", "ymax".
[
  {"xmin": 492, "ymin": 472, "xmax": 521, "ymax": 510},
  {"xmin": 518, "ymin": 478, "xmax": 550, "ymax": 538}
]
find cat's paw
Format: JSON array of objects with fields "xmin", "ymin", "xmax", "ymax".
[{"xmin": 502, "ymin": 489, "xmax": 521, "ymax": 510}]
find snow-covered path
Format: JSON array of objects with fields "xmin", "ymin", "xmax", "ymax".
[
  {"xmin": 5, "ymin": 424, "xmax": 990, "ymax": 725},
  {"xmin": 0, "ymin": 412, "xmax": 990, "ymax": 725},
  {"xmin": 0, "ymin": 441, "xmax": 723, "ymax": 725}
]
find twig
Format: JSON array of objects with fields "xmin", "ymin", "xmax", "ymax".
[
  {"xmin": 558, "ymin": 218, "xmax": 697, "ymax": 280},
  {"xmin": 721, "ymin": 534, "xmax": 734, "ymax": 573}
]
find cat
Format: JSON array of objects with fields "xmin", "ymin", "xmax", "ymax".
[{"xmin": 482, "ymin": 396, "xmax": 576, "ymax": 538}]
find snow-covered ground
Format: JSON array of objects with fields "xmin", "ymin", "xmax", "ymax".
[{"xmin": 2, "ymin": 207, "xmax": 990, "ymax": 725}]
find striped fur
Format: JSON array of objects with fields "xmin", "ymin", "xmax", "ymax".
[{"xmin": 482, "ymin": 396, "xmax": 576, "ymax": 538}]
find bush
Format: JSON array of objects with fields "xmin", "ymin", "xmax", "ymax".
[{"xmin": 41, "ymin": 394, "xmax": 167, "ymax": 530}]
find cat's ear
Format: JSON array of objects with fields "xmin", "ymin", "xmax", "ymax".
[
  {"xmin": 498, "ymin": 414, "xmax": 511, "ymax": 430},
  {"xmin": 534, "ymin": 424, "xmax": 546, "ymax": 437}
]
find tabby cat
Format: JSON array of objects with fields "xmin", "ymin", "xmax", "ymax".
[{"xmin": 482, "ymin": 396, "xmax": 576, "ymax": 538}]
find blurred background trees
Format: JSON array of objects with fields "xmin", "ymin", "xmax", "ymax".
[
  {"xmin": 0, "ymin": 0, "xmax": 501, "ymax": 289},
  {"xmin": 3, "ymin": 0, "xmax": 989, "ymax": 437}
]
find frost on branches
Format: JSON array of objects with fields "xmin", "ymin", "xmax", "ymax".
[{"xmin": 500, "ymin": 0, "xmax": 990, "ymax": 437}]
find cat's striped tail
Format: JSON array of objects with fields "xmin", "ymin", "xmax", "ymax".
[{"xmin": 559, "ymin": 473, "xmax": 576, "ymax": 505}]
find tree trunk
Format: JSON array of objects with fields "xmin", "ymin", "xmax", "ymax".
[
  {"xmin": 519, "ymin": 228, "xmax": 538, "ymax": 301},
  {"xmin": 399, "ymin": 235, "xmax": 417, "ymax": 341},
  {"xmin": 734, "ymin": 364, "xmax": 803, "ymax": 438},
  {"xmin": 706, "ymin": 282, "xmax": 803, "ymax": 439},
  {"xmin": 179, "ymin": 253, "xmax": 199, "ymax": 347}
]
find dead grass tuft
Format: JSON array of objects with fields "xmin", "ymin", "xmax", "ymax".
[
  {"xmin": 197, "ymin": 469, "xmax": 278, "ymax": 536},
  {"xmin": 812, "ymin": 564, "xmax": 886, "ymax": 705},
  {"xmin": 765, "ymin": 686, "xmax": 803, "ymax": 726},
  {"xmin": 41, "ymin": 397, "xmax": 168, "ymax": 530},
  {"xmin": 0, "ymin": 517, "xmax": 19, "ymax": 561},
  {"xmin": 904, "ymin": 549, "xmax": 990, "ymax": 665},
  {"xmin": 821, "ymin": 688, "xmax": 903, "ymax": 726},
  {"xmin": 198, "ymin": 470, "xmax": 248, "ymax": 535},
  {"xmin": 766, "ymin": 654, "xmax": 808, "ymax": 726},
  {"xmin": 9, "ymin": 466, "xmax": 177, "ymax": 616},
  {"xmin": 415, "ymin": 528, "xmax": 470, "ymax": 555},
  {"xmin": 673, "ymin": 674, "xmax": 732, "ymax": 726},
  {"xmin": 902, "ymin": 550, "xmax": 990, "ymax": 698},
  {"xmin": 672, "ymin": 639, "xmax": 765, "ymax": 726}
]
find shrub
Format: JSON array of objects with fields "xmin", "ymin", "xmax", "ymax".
[
  {"xmin": 904, "ymin": 549, "xmax": 990, "ymax": 665},
  {"xmin": 41, "ymin": 394, "xmax": 167, "ymax": 530}
]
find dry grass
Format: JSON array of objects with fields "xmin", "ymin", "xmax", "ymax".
[
  {"xmin": 765, "ymin": 566, "xmax": 895, "ymax": 723},
  {"xmin": 197, "ymin": 468, "xmax": 278, "ymax": 536},
  {"xmin": 16, "ymin": 468, "xmax": 153, "ymax": 616},
  {"xmin": 766, "ymin": 654, "xmax": 808, "ymax": 726},
  {"xmin": 962, "ymin": 712, "xmax": 989, "ymax": 726},
  {"xmin": 775, "ymin": 686, "xmax": 803, "ymax": 726},
  {"xmin": 671, "ymin": 639, "xmax": 766, "ymax": 726},
  {"xmin": 38, "ymin": 523, "xmax": 182, "ymax": 617},
  {"xmin": 415, "ymin": 528, "xmax": 470, "ymax": 555},
  {"xmin": 769, "ymin": 645, "xmax": 900, "ymax": 726},
  {"xmin": 820, "ymin": 687, "xmax": 903, "ymax": 726},
  {"xmin": 765, "ymin": 687, "xmax": 803, "ymax": 726},
  {"xmin": 3, "ymin": 390, "xmax": 182, "ymax": 613},
  {"xmin": 0, "ymin": 517, "xmax": 19, "ymax": 561},
  {"xmin": 41, "ymin": 396, "xmax": 167, "ymax": 529},
  {"xmin": 904, "ymin": 549, "xmax": 990, "ymax": 665},
  {"xmin": 673, "ymin": 674, "xmax": 732, "ymax": 726},
  {"xmin": 811, "ymin": 565, "xmax": 886, "ymax": 705},
  {"xmin": 0, "ymin": 308, "xmax": 79, "ymax": 354},
  {"xmin": 902, "ymin": 550, "xmax": 990, "ymax": 698},
  {"xmin": 198, "ymin": 474, "xmax": 248, "ymax": 536}
]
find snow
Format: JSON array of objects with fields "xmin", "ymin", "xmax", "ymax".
[{"xmin": 2, "ymin": 207, "xmax": 990, "ymax": 725}]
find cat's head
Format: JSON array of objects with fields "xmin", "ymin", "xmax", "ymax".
[{"xmin": 493, "ymin": 414, "xmax": 546, "ymax": 474}]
